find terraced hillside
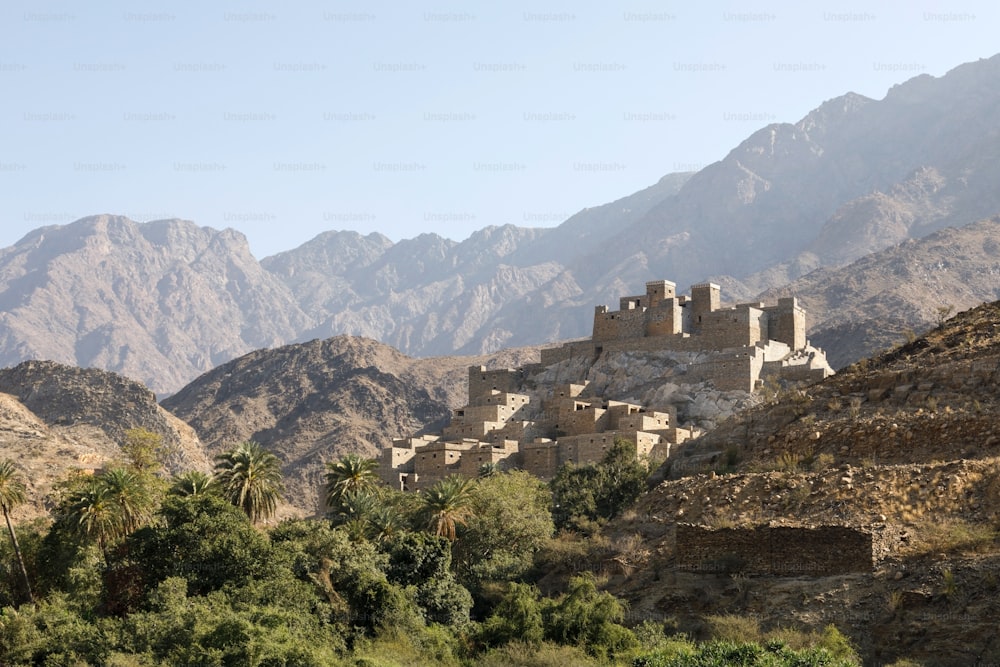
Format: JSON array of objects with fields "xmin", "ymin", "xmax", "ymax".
[{"xmin": 600, "ymin": 300, "xmax": 1000, "ymax": 666}]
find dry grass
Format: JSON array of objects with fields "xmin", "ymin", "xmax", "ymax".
[{"xmin": 904, "ymin": 518, "xmax": 997, "ymax": 556}]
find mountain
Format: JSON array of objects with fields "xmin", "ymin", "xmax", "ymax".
[
  {"xmin": 0, "ymin": 360, "xmax": 209, "ymax": 520},
  {"xmin": 161, "ymin": 336, "xmax": 542, "ymax": 515},
  {"xmin": 3, "ymin": 55, "xmax": 1000, "ymax": 391},
  {"xmin": 0, "ymin": 215, "xmax": 311, "ymax": 395},
  {"xmin": 764, "ymin": 217, "xmax": 1000, "ymax": 368}
]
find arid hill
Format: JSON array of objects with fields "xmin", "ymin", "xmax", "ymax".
[
  {"xmin": 0, "ymin": 360, "xmax": 209, "ymax": 520},
  {"xmin": 763, "ymin": 217, "xmax": 1000, "ymax": 368}
]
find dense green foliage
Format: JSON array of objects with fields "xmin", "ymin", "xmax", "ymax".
[
  {"xmin": 213, "ymin": 440, "xmax": 284, "ymax": 524},
  {"xmin": 550, "ymin": 437, "xmax": 649, "ymax": 531},
  {"xmin": 0, "ymin": 452, "xmax": 863, "ymax": 666}
]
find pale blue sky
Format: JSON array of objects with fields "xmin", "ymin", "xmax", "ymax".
[{"xmin": 1, "ymin": 1, "xmax": 996, "ymax": 257}]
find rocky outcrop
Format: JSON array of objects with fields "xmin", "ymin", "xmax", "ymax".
[
  {"xmin": 0, "ymin": 215, "xmax": 310, "ymax": 396},
  {"xmin": 0, "ymin": 360, "xmax": 210, "ymax": 520},
  {"xmin": 762, "ymin": 217, "xmax": 1000, "ymax": 368},
  {"xmin": 529, "ymin": 349, "xmax": 759, "ymax": 430}
]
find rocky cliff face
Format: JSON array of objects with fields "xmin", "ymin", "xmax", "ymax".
[
  {"xmin": 0, "ymin": 215, "xmax": 310, "ymax": 396},
  {"xmin": 762, "ymin": 217, "xmax": 1000, "ymax": 368},
  {"xmin": 0, "ymin": 360, "xmax": 210, "ymax": 520}
]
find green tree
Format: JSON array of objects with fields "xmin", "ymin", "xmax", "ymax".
[
  {"xmin": 128, "ymin": 494, "xmax": 279, "ymax": 596},
  {"xmin": 478, "ymin": 582, "xmax": 545, "ymax": 648},
  {"xmin": 544, "ymin": 573, "xmax": 636, "ymax": 658},
  {"xmin": 324, "ymin": 454, "xmax": 380, "ymax": 511},
  {"xmin": 368, "ymin": 503, "xmax": 406, "ymax": 544},
  {"xmin": 121, "ymin": 427, "xmax": 174, "ymax": 474},
  {"xmin": 330, "ymin": 488, "xmax": 379, "ymax": 541},
  {"xmin": 597, "ymin": 437, "xmax": 648, "ymax": 518},
  {"xmin": 454, "ymin": 470, "xmax": 554, "ymax": 587},
  {"xmin": 168, "ymin": 470, "xmax": 214, "ymax": 497},
  {"xmin": 99, "ymin": 467, "xmax": 155, "ymax": 534},
  {"xmin": 0, "ymin": 459, "xmax": 34, "ymax": 603},
  {"xmin": 417, "ymin": 475, "xmax": 476, "ymax": 542},
  {"xmin": 60, "ymin": 476, "xmax": 126, "ymax": 562},
  {"xmin": 384, "ymin": 531, "xmax": 452, "ymax": 587},
  {"xmin": 550, "ymin": 437, "xmax": 648, "ymax": 530},
  {"xmin": 213, "ymin": 441, "xmax": 284, "ymax": 524}
]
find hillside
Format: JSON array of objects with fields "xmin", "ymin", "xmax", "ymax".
[
  {"xmin": 2, "ymin": 56, "xmax": 1000, "ymax": 392},
  {"xmin": 599, "ymin": 299, "xmax": 1000, "ymax": 666},
  {"xmin": 161, "ymin": 336, "xmax": 542, "ymax": 515},
  {"xmin": 764, "ymin": 216, "xmax": 1000, "ymax": 368},
  {"xmin": 0, "ymin": 360, "xmax": 210, "ymax": 520}
]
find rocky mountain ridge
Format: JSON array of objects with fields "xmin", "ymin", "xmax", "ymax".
[{"xmin": 3, "ymin": 56, "xmax": 1000, "ymax": 394}]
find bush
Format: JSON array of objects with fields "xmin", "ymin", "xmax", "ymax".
[
  {"xmin": 478, "ymin": 583, "xmax": 545, "ymax": 648},
  {"xmin": 543, "ymin": 574, "xmax": 637, "ymax": 659},
  {"xmin": 549, "ymin": 438, "xmax": 647, "ymax": 531}
]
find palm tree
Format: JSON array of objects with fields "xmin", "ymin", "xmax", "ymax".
[
  {"xmin": 0, "ymin": 460, "xmax": 34, "ymax": 603},
  {"xmin": 418, "ymin": 475, "xmax": 476, "ymax": 542},
  {"xmin": 213, "ymin": 441, "xmax": 284, "ymax": 525},
  {"xmin": 324, "ymin": 454, "xmax": 379, "ymax": 512},
  {"xmin": 368, "ymin": 504, "xmax": 405, "ymax": 544},
  {"xmin": 63, "ymin": 477, "xmax": 124, "ymax": 562},
  {"xmin": 100, "ymin": 467, "xmax": 154, "ymax": 534},
  {"xmin": 168, "ymin": 470, "xmax": 214, "ymax": 497},
  {"xmin": 330, "ymin": 489, "xmax": 379, "ymax": 542}
]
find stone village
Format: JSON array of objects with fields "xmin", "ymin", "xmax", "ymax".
[{"xmin": 379, "ymin": 279, "xmax": 834, "ymax": 491}]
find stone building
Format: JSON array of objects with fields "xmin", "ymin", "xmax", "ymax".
[
  {"xmin": 378, "ymin": 278, "xmax": 832, "ymax": 490},
  {"xmin": 540, "ymin": 279, "xmax": 832, "ymax": 391},
  {"xmin": 379, "ymin": 369, "xmax": 684, "ymax": 491}
]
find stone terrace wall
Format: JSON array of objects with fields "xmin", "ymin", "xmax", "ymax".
[{"xmin": 676, "ymin": 524, "xmax": 874, "ymax": 576}]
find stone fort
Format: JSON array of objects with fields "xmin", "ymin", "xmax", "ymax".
[{"xmin": 379, "ymin": 279, "xmax": 833, "ymax": 491}]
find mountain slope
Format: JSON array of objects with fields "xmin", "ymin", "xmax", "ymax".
[
  {"xmin": 762, "ymin": 217, "xmax": 1000, "ymax": 368},
  {"xmin": 0, "ymin": 360, "xmax": 210, "ymax": 520},
  {"xmin": 4, "ymin": 56, "xmax": 1000, "ymax": 390},
  {"xmin": 599, "ymin": 299, "xmax": 1000, "ymax": 666},
  {"xmin": 0, "ymin": 215, "xmax": 311, "ymax": 395}
]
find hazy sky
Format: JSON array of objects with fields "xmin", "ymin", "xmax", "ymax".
[{"xmin": 1, "ymin": 1, "xmax": 996, "ymax": 258}]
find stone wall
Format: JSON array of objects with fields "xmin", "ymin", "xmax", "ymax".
[
  {"xmin": 763, "ymin": 297, "xmax": 806, "ymax": 350},
  {"xmin": 699, "ymin": 305, "xmax": 767, "ymax": 350},
  {"xmin": 559, "ymin": 430, "xmax": 663, "ymax": 467},
  {"xmin": 689, "ymin": 350, "xmax": 763, "ymax": 392},
  {"xmin": 540, "ymin": 341, "xmax": 595, "ymax": 366},
  {"xmin": 593, "ymin": 305, "xmax": 648, "ymax": 342},
  {"xmin": 522, "ymin": 441, "xmax": 560, "ymax": 479},
  {"xmin": 676, "ymin": 524, "xmax": 875, "ymax": 576},
  {"xmin": 468, "ymin": 366, "xmax": 522, "ymax": 401}
]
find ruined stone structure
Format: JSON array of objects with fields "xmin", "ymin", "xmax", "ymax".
[
  {"xmin": 378, "ymin": 278, "xmax": 832, "ymax": 490},
  {"xmin": 541, "ymin": 280, "xmax": 831, "ymax": 391},
  {"xmin": 675, "ymin": 524, "xmax": 883, "ymax": 575}
]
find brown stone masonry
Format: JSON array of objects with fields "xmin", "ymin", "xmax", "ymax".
[{"xmin": 676, "ymin": 523, "xmax": 876, "ymax": 576}]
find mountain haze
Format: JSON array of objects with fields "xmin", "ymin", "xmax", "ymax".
[{"xmin": 2, "ymin": 56, "xmax": 1000, "ymax": 391}]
